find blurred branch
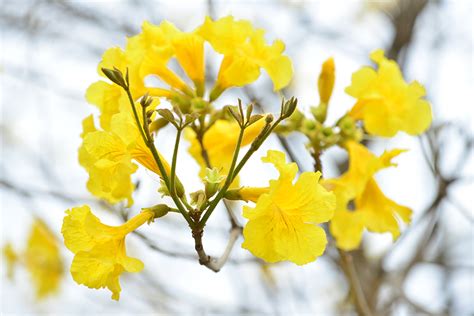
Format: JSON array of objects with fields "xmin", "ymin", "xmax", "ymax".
[
  {"xmin": 0, "ymin": 178, "xmax": 89, "ymax": 204},
  {"xmin": 338, "ymin": 250, "xmax": 373, "ymax": 316},
  {"xmin": 385, "ymin": 0, "xmax": 429, "ymax": 65}
]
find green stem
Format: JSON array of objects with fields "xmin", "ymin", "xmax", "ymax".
[
  {"xmin": 181, "ymin": 197, "xmax": 194, "ymax": 212},
  {"xmin": 170, "ymin": 128, "xmax": 182, "ymax": 196},
  {"xmin": 199, "ymin": 117, "xmax": 282, "ymax": 226},
  {"xmin": 229, "ymin": 117, "xmax": 283, "ymax": 179},
  {"xmin": 125, "ymin": 89, "xmax": 150, "ymax": 157},
  {"xmin": 226, "ymin": 127, "xmax": 244, "ymax": 184},
  {"xmin": 125, "ymin": 87, "xmax": 193, "ymax": 226}
]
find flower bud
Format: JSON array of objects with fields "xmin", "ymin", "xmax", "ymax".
[
  {"xmin": 158, "ymin": 179, "xmax": 170, "ymax": 197},
  {"xmin": 224, "ymin": 187, "xmax": 269, "ymax": 203},
  {"xmin": 190, "ymin": 190, "xmax": 207, "ymax": 209},
  {"xmin": 101, "ymin": 67, "xmax": 127, "ymax": 88},
  {"xmin": 318, "ymin": 58, "xmax": 335, "ymax": 104},
  {"xmin": 203, "ymin": 168, "xmax": 225, "ymax": 198},
  {"xmin": 265, "ymin": 114, "xmax": 274, "ymax": 124},
  {"xmin": 142, "ymin": 204, "xmax": 171, "ymax": 222}
]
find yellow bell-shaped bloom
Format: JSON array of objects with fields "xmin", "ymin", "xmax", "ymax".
[
  {"xmin": 79, "ymin": 112, "xmax": 171, "ymax": 206},
  {"xmin": 198, "ymin": 16, "xmax": 254, "ymax": 55},
  {"xmin": 325, "ymin": 141, "xmax": 412, "ymax": 250},
  {"xmin": 3, "ymin": 221, "xmax": 63, "ymax": 299},
  {"xmin": 85, "ymin": 81, "xmax": 128, "ymax": 130},
  {"xmin": 62, "ymin": 205, "xmax": 155, "ymax": 300},
  {"xmin": 86, "ymin": 47, "xmax": 150, "ymax": 130},
  {"xmin": 25, "ymin": 220, "xmax": 63, "ymax": 299},
  {"xmin": 242, "ymin": 150, "xmax": 336, "ymax": 265},
  {"xmin": 125, "ymin": 21, "xmax": 181, "ymax": 96},
  {"xmin": 198, "ymin": 16, "xmax": 293, "ymax": 99},
  {"xmin": 127, "ymin": 20, "xmax": 192, "ymax": 95},
  {"xmin": 3, "ymin": 243, "xmax": 18, "ymax": 279},
  {"xmin": 185, "ymin": 118, "xmax": 265, "ymax": 187},
  {"xmin": 345, "ymin": 49, "xmax": 432, "ymax": 137},
  {"xmin": 126, "ymin": 20, "xmax": 178, "ymax": 67},
  {"xmin": 172, "ymin": 32, "xmax": 205, "ymax": 92}
]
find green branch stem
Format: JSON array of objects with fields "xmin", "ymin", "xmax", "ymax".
[
  {"xmin": 225, "ymin": 127, "xmax": 245, "ymax": 186},
  {"xmin": 170, "ymin": 128, "xmax": 182, "ymax": 197},
  {"xmin": 199, "ymin": 116, "xmax": 283, "ymax": 226},
  {"xmin": 124, "ymin": 86, "xmax": 193, "ymax": 226}
]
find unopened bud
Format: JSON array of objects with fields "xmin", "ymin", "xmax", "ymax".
[
  {"xmin": 265, "ymin": 114, "xmax": 274, "ymax": 124},
  {"xmin": 318, "ymin": 57, "xmax": 335, "ymax": 104},
  {"xmin": 204, "ymin": 168, "xmax": 225, "ymax": 198},
  {"xmin": 150, "ymin": 118, "xmax": 169, "ymax": 133},
  {"xmin": 158, "ymin": 179, "xmax": 170, "ymax": 197},
  {"xmin": 190, "ymin": 190, "xmax": 207, "ymax": 209},
  {"xmin": 224, "ymin": 187, "xmax": 269, "ymax": 203},
  {"xmin": 312, "ymin": 102, "xmax": 328, "ymax": 123},
  {"xmin": 101, "ymin": 67, "xmax": 127, "ymax": 88},
  {"xmin": 142, "ymin": 204, "xmax": 171, "ymax": 222}
]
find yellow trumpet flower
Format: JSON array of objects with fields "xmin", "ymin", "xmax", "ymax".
[
  {"xmin": 346, "ymin": 49, "xmax": 432, "ymax": 137},
  {"xmin": 242, "ymin": 150, "xmax": 336, "ymax": 265},
  {"xmin": 62, "ymin": 205, "xmax": 155, "ymax": 300},
  {"xmin": 325, "ymin": 141, "xmax": 412, "ymax": 250}
]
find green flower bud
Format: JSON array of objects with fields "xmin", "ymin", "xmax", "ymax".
[
  {"xmin": 142, "ymin": 204, "xmax": 171, "ymax": 222},
  {"xmin": 204, "ymin": 167, "xmax": 225, "ymax": 198},
  {"xmin": 190, "ymin": 190, "xmax": 207, "ymax": 209},
  {"xmin": 311, "ymin": 102, "xmax": 328, "ymax": 123},
  {"xmin": 158, "ymin": 179, "xmax": 170, "ymax": 197}
]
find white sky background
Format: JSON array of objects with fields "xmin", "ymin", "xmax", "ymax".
[{"xmin": 1, "ymin": 0, "xmax": 473, "ymax": 314}]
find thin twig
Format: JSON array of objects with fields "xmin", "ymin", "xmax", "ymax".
[{"xmin": 338, "ymin": 250, "xmax": 373, "ymax": 316}]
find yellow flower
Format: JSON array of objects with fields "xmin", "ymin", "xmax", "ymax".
[
  {"xmin": 345, "ymin": 49, "xmax": 432, "ymax": 137},
  {"xmin": 127, "ymin": 21, "xmax": 192, "ymax": 95},
  {"xmin": 198, "ymin": 16, "xmax": 254, "ymax": 55},
  {"xmin": 3, "ymin": 243, "xmax": 17, "ymax": 279},
  {"xmin": 86, "ymin": 47, "xmax": 150, "ymax": 130},
  {"xmin": 3, "ymin": 221, "xmax": 63, "ymax": 299},
  {"xmin": 172, "ymin": 32, "xmax": 205, "ymax": 93},
  {"xmin": 85, "ymin": 81, "xmax": 127, "ymax": 130},
  {"xmin": 325, "ymin": 141, "xmax": 412, "ymax": 250},
  {"xmin": 185, "ymin": 118, "xmax": 265, "ymax": 187},
  {"xmin": 242, "ymin": 150, "xmax": 336, "ymax": 265},
  {"xmin": 79, "ymin": 112, "xmax": 171, "ymax": 206},
  {"xmin": 25, "ymin": 220, "xmax": 63, "ymax": 299},
  {"xmin": 198, "ymin": 16, "xmax": 293, "ymax": 99},
  {"xmin": 62, "ymin": 205, "xmax": 154, "ymax": 300},
  {"xmin": 126, "ymin": 20, "xmax": 178, "ymax": 63}
]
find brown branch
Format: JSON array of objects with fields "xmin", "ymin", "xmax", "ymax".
[
  {"xmin": 191, "ymin": 124, "xmax": 244, "ymax": 271},
  {"xmin": 385, "ymin": 0, "xmax": 429, "ymax": 64},
  {"xmin": 338, "ymin": 250, "xmax": 373, "ymax": 316},
  {"xmin": 192, "ymin": 225, "xmax": 243, "ymax": 272}
]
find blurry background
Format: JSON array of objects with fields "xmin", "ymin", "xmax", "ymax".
[{"xmin": 1, "ymin": 0, "xmax": 473, "ymax": 315}]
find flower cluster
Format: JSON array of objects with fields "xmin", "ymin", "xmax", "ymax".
[
  {"xmin": 81, "ymin": 16, "xmax": 292, "ymax": 207},
  {"xmin": 275, "ymin": 50, "xmax": 432, "ymax": 250},
  {"xmin": 8, "ymin": 15, "xmax": 431, "ymax": 301}
]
